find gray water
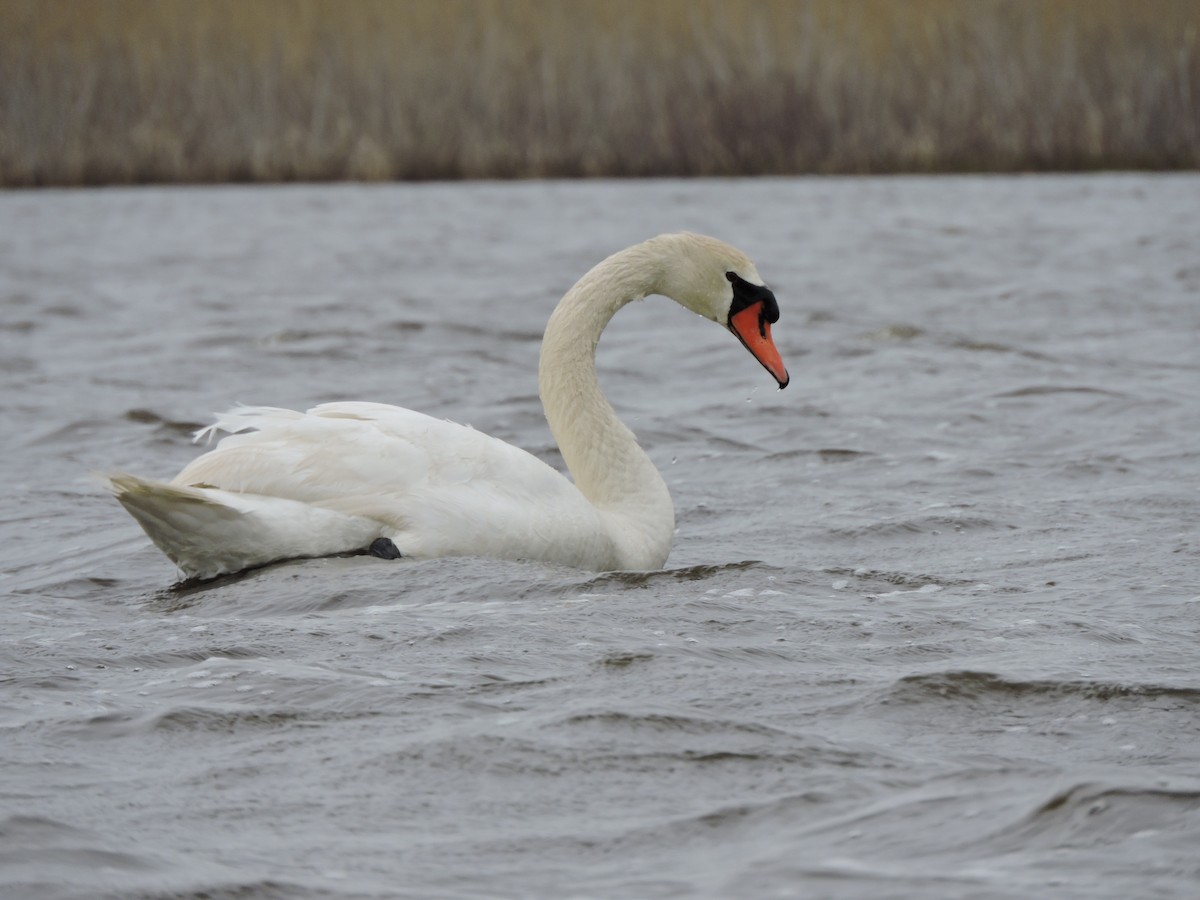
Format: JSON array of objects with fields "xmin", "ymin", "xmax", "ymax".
[{"xmin": 2, "ymin": 175, "xmax": 1198, "ymax": 900}]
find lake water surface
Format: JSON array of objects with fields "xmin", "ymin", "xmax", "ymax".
[{"xmin": 2, "ymin": 175, "xmax": 1199, "ymax": 899}]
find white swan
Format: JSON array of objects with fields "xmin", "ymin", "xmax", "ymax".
[{"xmin": 110, "ymin": 232, "xmax": 789, "ymax": 580}]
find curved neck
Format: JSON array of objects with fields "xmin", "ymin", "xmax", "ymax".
[{"xmin": 537, "ymin": 244, "xmax": 674, "ymax": 568}]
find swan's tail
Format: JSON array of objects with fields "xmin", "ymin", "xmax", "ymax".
[
  {"xmin": 107, "ymin": 473, "xmax": 386, "ymax": 580},
  {"xmin": 108, "ymin": 474, "xmax": 248, "ymax": 580}
]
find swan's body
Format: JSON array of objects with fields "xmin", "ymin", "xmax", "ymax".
[{"xmin": 110, "ymin": 233, "xmax": 789, "ymax": 580}]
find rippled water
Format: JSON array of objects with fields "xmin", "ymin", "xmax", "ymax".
[{"xmin": 2, "ymin": 175, "xmax": 1199, "ymax": 899}]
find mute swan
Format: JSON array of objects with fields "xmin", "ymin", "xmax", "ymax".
[{"xmin": 110, "ymin": 232, "xmax": 788, "ymax": 580}]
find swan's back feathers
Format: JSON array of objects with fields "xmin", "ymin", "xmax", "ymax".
[
  {"xmin": 179, "ymin": 405, "xmax": 439, "ymax": 512},
  {"xmin": 179, "ymin": 402, "xmax": 574, "ymax": 508}
]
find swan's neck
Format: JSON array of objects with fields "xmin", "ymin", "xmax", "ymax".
[{"xmin": 538, "ymin": 245, "xmax": 674, "ymax": 569}]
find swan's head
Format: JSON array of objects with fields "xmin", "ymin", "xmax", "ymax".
[{"xmin": 647, "ymin": 232, "xmax": 789, "ymax": 389}]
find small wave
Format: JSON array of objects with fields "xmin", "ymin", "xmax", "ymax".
[
  {"xmin": 111, "ymin": 879, "xmax": 325, "ymax": 900},
  {"xmin": 824, "ymin": 567, "xmax": 977, "ymax": 591},
  {"xmin": 0, "ymin": 814, "xmax": 166, "ymax": 894},
  {"xmin": 687, "ymin": 790, "xmax": 835, "ymax": 830},
  {"xmin": 0, "ymin": 353, "xmax": 35, "ymax": 373},
  {"xmin": 123, "ymin": 408, "xmax": 207, "ymax": 437},
  {"xmin": 1, "ymin": 843, "xmax": 157, "ymax": 872},
  {"xmin": 878, "ymin": 670, "xmax": 1200, "ymax": 707},
  {"xmin": 394, "ymin": 718, "xmax": 888, "ymax": 780},
  {"xmin": 579, "ymin": 559, "xmax": 775, "ymax": 589},
  {"xmin": 21, "ymin": 416, "xmax": 127, "ymax": 447},
  {"xmin": 1, "ymin": 672, "xmax": 83, "ymax": 691},
  {"xmin": 88, "ymin": 645, "xmax": 269, "ymax": 670},
  {"xmin": 993, "ymin": 384, "xmax": 1127, "ymax": 398},
  {"xmin": 1057, "ymin": 456, "xmax": 1136, "ymax": 477},
  {"xmin": 11, "ymin": 572, "xmax": 140, "ymax": 601},
  {"xmin": 975, "ymin": 781, "xmax": 1200, "ymax": 853},
  {"xmin": 596, "ymin": 651, "xmax": 655, "ymax": 669},
  {"xmin": 820, "ymin": 514, "xmax": 1008, "ymax": 541},
  {"xmin": 865, "ymin": 324, "xmax": 924, "ymax": 341},
  {"xmin": 80, "ymin": 704, "xmax": 375, "ymax": 737},
  {"xmin": 951, "ymin": 338, "xmax": 1016, "ymax": 353},
  {"xmin": 146, "ymin": 705, "xmax": 349, "ymax": 733},
  {"xmin": 677, "ymin": 643, "xmax": 803, "ymax": 666},
  {"xmin": 949, "ymin": 337, "xmax": 1054, "ymax": 360},
  {"xmin": 548, "ymin": 710, "xmax": 890, "ymax": 770},
  {"xmin": 558, "ymin": 709, "xmax": 783, "ymax": 737},
  {"xmin": 0, "ymin": 813, "xmax": 91, "ymax": 842},
  {"xmin": 387, "ymin": 319, "xmax": 427, "ymax": 333},
  {"xmin": 435, "ymin": 320, "xmax": 542, "ymax": 342},
  {"xmin": 260, "ymin": 326, "xmax": 369, "ymax": 344},
  {"xmin": 764, "ymin": 447, "xmax": 873, "ymax": 463}
]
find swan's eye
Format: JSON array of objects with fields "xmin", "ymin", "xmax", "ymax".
[{"xmin": 725, "ymin": 271, "xmax": 737, "ymax": 283}]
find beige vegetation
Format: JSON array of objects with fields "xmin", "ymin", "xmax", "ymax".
[{"xmin": 1, "ymin": 0, "xmax": 1197, "ymax": 186}]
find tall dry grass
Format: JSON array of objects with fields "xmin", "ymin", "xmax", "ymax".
[{"xmin": 1, "ymin": 0, "xmax": 1197, "ymax": 185}]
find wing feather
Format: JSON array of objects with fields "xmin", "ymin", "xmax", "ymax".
[{"xmin": 171, "ymin": 403, "xmax": 612, "ymax": 564}]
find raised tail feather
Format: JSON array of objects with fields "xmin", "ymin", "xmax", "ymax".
[
  {"xmin": 108, "ymin": 474, "xmax": 249, "ymax": 579},
  {"xmin": 108, "ymin": 473, "xmax": 386, "ymax": 580}
]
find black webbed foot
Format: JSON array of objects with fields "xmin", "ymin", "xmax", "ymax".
[{"xmin": 368, "ymin": 537, "xmax": 403, "ymax": 560}]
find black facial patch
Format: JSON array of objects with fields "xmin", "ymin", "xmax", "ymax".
[{"xmin": 726, "ymin": 271, "xmax": 780, "ymax": 325}]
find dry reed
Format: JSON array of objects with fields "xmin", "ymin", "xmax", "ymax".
[{"xmin": 1, "ymin": 0, "xmax": 1197, "ymax": 186}]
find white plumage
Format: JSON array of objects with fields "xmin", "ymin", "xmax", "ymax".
[{"xmin": 110, "ymin": 233, "xmax": 789, "ymax": 580}]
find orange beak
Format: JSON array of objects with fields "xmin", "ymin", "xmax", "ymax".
[{"xmin": 729, "ymin": 302, "xmax": 789, "ymax": 388}]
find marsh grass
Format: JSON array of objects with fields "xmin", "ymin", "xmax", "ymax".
[{"xmin": 1, "ymin": 0, "xmax": 1197, "ymax": 185}]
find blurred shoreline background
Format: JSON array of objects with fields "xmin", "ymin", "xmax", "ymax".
[{"xmin": 2, "ymin": 0, "xmax": 1198, "ymax": 187}]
